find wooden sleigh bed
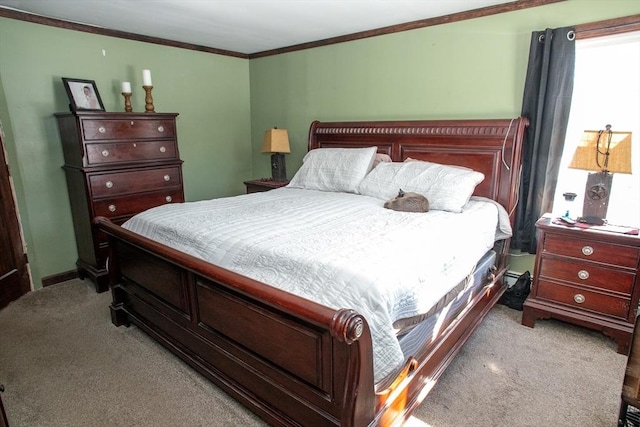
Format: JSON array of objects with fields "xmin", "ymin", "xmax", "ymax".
[{"xmin": 95, "ymin": 116, "xmax": 528, "ymax": 427}]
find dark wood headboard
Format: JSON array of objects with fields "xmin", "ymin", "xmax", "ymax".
[{"xmin": 308, "ymin": 117, "xmax": 529, "ymax": 225}]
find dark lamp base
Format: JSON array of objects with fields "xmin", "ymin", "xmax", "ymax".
[
  {"xmin": 580, "ymin": 171, "xmax": 612, "ymax": 224},
  {"xmin": 271, "ymin": 153, "xmax": 287, "ymax": 182}
]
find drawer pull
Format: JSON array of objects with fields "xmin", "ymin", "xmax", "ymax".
[
  {"xmin": 578, "ymin": 270, "xmax": 590, "ymax": 280},
  {"xmin": 98, "ymin": 126, "xmax": 106, "ymax": 133},
  {"xmin": 164, "ymin": 175, "xmax": 171, "ymax": 181},
  {"xmin": 573, "ymin": 294, "xmax": 585, "ymax": 304},
  {"xmin": 132, "ymin": 143, "xmax": 137, "ymax": 148},
  {"xmin": 108, "ymin": 204, "xmax": 116, "ymax": 212},
  {"xmin": 101, "ymin": 149, "xmax": 109, "ymax": 157},
  {"xmin": 581, "ymin": 245, "xmax": 594, "ymax": 256},
  {"xmin": 159, "ymin": 146, "xmax": 166, "ymax": 153},
  {"xmin": 165, "ymin": 196, "xmax": 172, "ymax": 202},
  {"xmin": 105, "ymin": 181, "xmax": 113, "ymax": 189},
  {"xmin": 130, "ymin": 121, "xmax": 134, "ymax": 126},
  {"xmin": 158, "ymin": 125, "xmax": 165, "ymax": 133}
]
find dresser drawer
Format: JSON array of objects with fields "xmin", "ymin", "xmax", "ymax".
[
  {"xmin": 92, "ymin": 189, "xmax": 183, "ymax": 218},
  {"xmin": 539, "ymin": 257, "xmax": 635, "ymax": 295},
  {"xmin": 536, "ymin": 279, "xmax": 630, "ymax": 319},
  {"xmin": 82, "ymin": 118, "xmax": 175, "ymax": 141},
  {"xmin": 543, "ymin": 234, "xmax": 639, "ymax": 268},
  {"xmin": 85, "ymin": 140, "xmax": 177, "ymax": 165},
  {"xmin": 89, "ymin": 166, "xmax": 182, "ymax": 198}
]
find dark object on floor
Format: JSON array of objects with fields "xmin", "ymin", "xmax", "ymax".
[
  {"xmin": 1, "ymin": 384, "xmax": 9, "ymax": 427},
  {"xmin": 499, "ymin": 271, "xmax": 531, "ymax": 311},
  {"xmin": 619, "ymin": 316, "xmax": 640, "ymax": 427}
]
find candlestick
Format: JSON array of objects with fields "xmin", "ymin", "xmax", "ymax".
[
  {"xmin": 121, "ymin": 81, "xmax": 131, "ymax": 94},
  {"xmin": 143, "ymin": 85, "xmax": 155, "ymax": 113},
  {"xmin": 121, "ymin": 92, "xmax": 132, "ymax": 112},
  {"xmin": 142, "ymin": 69, "xmax": 152, "ymax": 86}
]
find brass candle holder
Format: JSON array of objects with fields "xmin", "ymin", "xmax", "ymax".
[
  {"xmin": 121, "ymin": 92, "xmax": 132, "ymax": 112},
  {"xmin": 143, "ymin": 85, "xmax": 155, "ymax": 113}
]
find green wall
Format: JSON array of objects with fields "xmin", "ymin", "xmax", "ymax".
[
  {"xmin": 249, "ymin": 0, "xmax": 640, "ymax": 177},
  {"xmin": 0, "ymin": 0, "xmax": 638, "ymax": 288},
  {"xmin": 0, "ymin": 18, "xmax": 251, "ymax": 288}
]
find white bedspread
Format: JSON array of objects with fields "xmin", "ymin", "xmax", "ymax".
[{"xmin": 123, "ymin": 188, "xmax": 510, "ymax": 382}]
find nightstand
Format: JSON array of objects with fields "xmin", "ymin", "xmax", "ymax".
[
  {"xmin": 244, "ymin": 179, "xmax": 289, "ymax": 194},
  {"xmin": 522, "ymin": 216, "xmax": 640, "ymax": 355}
]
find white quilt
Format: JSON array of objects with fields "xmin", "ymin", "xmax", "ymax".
[{"xmin": 123, "ymin": 188, "xmax": 510, "ymax": 383}]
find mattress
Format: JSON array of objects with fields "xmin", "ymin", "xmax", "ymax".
[
  {"xmin": 397, "ymin": 250, "xmax": 497, "ymax": 357},
  {"xmin": 123, "ymin": 188, "xmax": 510, "ymax": 382}
]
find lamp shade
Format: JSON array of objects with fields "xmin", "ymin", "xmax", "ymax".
[
  {"xmin": 262, "ymin": 128, "xmax": 290, "ymax": 154},
  {"xmin": 568, "ymin": 128, "xmax": 632, "ymax": 174}
]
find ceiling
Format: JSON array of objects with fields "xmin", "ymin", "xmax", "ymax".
[{"xmin": 0, "ymin": 0, "xmax": 515, "ymax": 55}]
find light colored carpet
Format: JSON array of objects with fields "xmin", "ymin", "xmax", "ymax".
[{"xmin": 0, "ymin": 279, "xmax": 627, "ymax": 426}]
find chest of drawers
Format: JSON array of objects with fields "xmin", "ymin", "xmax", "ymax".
[
  {"xmin": 522, "ymin": 216, "xmax": 640, "ymax": 354},
  {"xmin": 56, "ymin": 112, "xmax": 184, "ymax": 292}
]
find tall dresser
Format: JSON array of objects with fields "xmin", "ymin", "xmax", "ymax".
[{"xmin": 55, "ymin": 112, "xmax": 184, "ymax": 292}]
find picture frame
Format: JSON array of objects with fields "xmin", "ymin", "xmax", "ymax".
[{"xmin": 62, "ymin": 77, "xmax": 105, "ymax": 112}]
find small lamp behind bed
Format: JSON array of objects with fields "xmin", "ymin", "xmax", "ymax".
[{"xmin": 262, "ymin": 128, "xmax": 291, "ymax": 182}]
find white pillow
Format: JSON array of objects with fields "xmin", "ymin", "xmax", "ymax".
[
  {"xmin": 287, "ymin": 147, "xmax": 377, "ymax": 193},
  {"xmin": 358, "ymin": 161, "xmax": 484, "ymax": 213},
  {"xmin": 373, "ymin": 153, "xmax": 392, "ymax": 168}
]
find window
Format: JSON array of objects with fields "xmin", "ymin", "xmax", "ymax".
[{"xmin": 552, "ymin": 31, "xmax": 640, "ymax": 227}]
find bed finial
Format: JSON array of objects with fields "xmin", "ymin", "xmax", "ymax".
[{"xmin": 331, "ymin": 309, "xmax": 365, "ymax": 344}]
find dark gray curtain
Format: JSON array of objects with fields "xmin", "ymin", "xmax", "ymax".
[{"xmin": 512, "ymin": 27, "xmax": 576, "ymax": 253}]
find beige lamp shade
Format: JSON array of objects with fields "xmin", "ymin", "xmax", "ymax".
[
  {"xmin": 568, "ymin": 128, "xmax": 632, "ymax": 174},
  {"xmin": 262, "ymin": 128, "xmax": 290, "ymax": 154}
]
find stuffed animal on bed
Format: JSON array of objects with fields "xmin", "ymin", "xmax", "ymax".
[{"xmin": 383, "ymin": 189, "xmax": 430, "ymax": 213}]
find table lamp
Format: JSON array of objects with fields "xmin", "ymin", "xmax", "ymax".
[
  {"xmin": 262, "ymin": 128, "xmax": 290, "ymax": 182},
  {"xmin": 568, "ymin": 124, "xmax": 632, "ymax": 224}
]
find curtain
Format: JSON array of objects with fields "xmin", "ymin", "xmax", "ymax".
[{"xmin": 512, "ymin": 27, "xmax": 576, "ymax": 253}]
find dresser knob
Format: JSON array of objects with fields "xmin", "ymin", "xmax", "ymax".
[
  {"xmin": 132, "ymin": 143, "xmax": 137, "ymax": 148},
  {"xmin": 105, "ymin": 181, "xmax": 113, "ymax": 188},
  {"xmin": 159, "ymin": 146, "xmax": 166, "ymax": 153},
  {"xmin": 164, "ymin": 175, "xmax": 170, "ymax": 181},
  {"xmin": 98, "ymin": 126, "xmax": 106, "ymax": 133},
  {"xmin": 573, "ymin": 294, "xmax": 585, "ymax": 304},
  {"xmin": 108, "ymin": 204, "xmax": 116, "ymax": 212},
  {"xmin": 581, "ymin": 245, "xmax": 594, "ymax": 256},
  {"xmin": 578, "ymin": 270, "xmax": 590, "ymax": 280},
  {"xmin": 165, "ymin": 196, "xmax": 172, "ymax": 202},
  {"xmin": 130, "ymin": 121, "xmax": 134, "ymax": 126},
  {"xmin": 158, "ymin": 125, "xmax": 165, "ymax": 132},
  {"xmin": 101, "ymin": 149, "xmax": 109, "ymax": 157}
]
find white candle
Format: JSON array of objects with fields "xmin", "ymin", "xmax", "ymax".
[
  {"xmin": 121, "ymin": 81, "xmax": 131, "ymax": 93},
  {"xmin": 142, "ymin": 69, "xmax": 152, "ymax": 86}
]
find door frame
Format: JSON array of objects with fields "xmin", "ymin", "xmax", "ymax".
[{"xmin": 0, "ymin": 121, "xmax": 32, "ymax": 308}]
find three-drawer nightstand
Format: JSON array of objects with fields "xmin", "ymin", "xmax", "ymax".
[
  {"xmin": 244, "ymin": 179, "xmax": 289, "ymax": 193},
  {"xmin": 522, "ymin": 216, "xmax": 640, "ymax": 354}
]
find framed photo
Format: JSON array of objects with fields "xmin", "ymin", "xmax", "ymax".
[{"xmin": 62, "ymin": 77, "xmax": 105, "ymax": 112}]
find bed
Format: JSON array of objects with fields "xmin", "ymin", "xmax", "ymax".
[{"xmin": 95, "ymin": 116, "xmax": 528, "ymax": 426}]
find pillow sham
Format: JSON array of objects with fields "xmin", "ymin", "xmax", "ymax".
[
  {"xmin": 373, "ymin": 153, "xmax": 392, "ymax": 168},
  {"xmin": 287, "ymin": 146, "xmax": 377, "ymax": 193},
  {"xmin": 358, "ymin": 161, "xmax": 484, "ymax": 213}
]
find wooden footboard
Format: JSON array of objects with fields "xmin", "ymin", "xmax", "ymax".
[{"xmin": 98, "ymin": 217, "xmax": 376, "ymax": 426}]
